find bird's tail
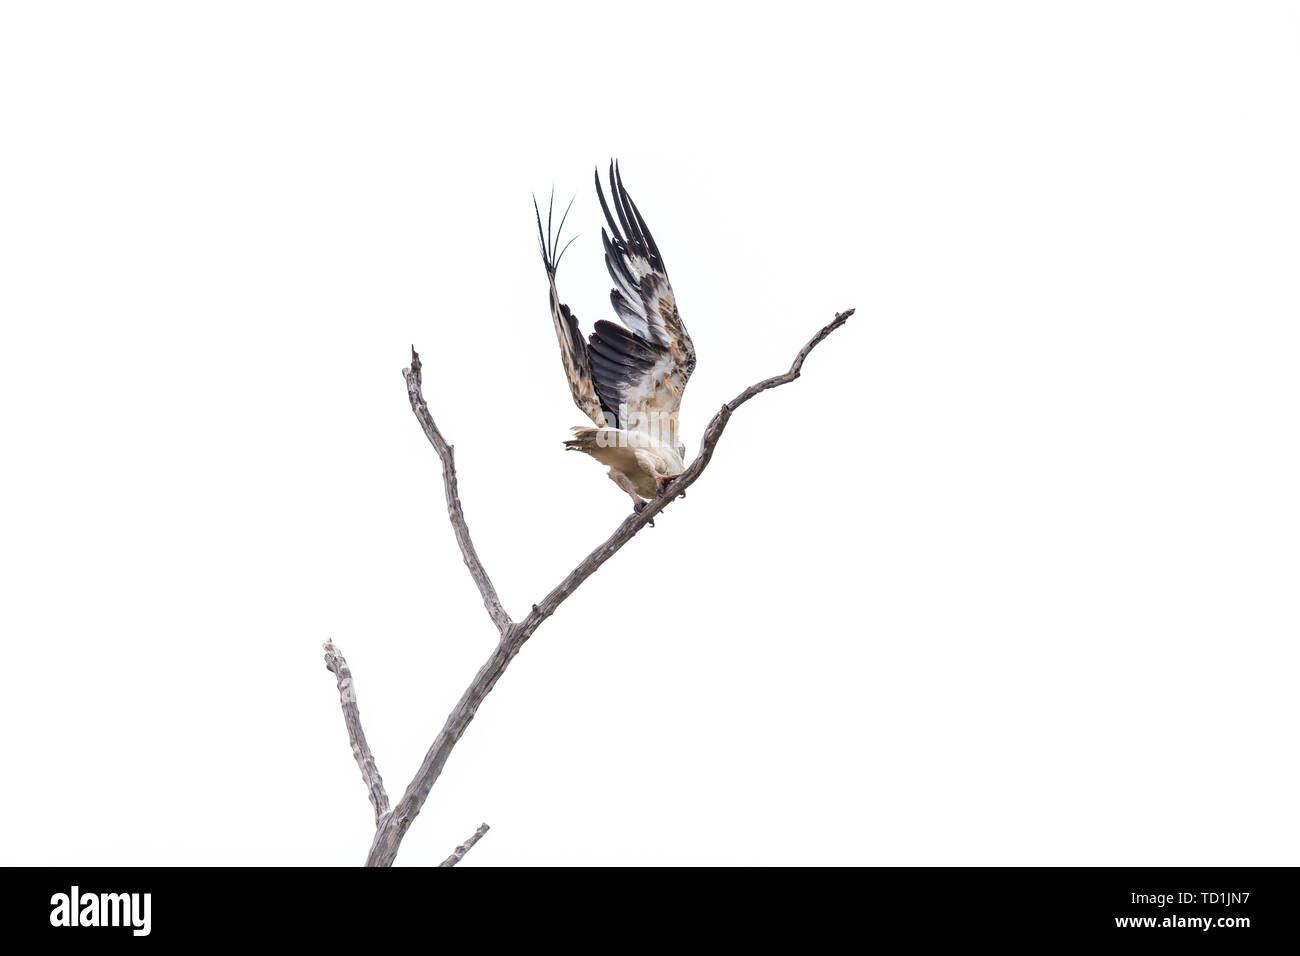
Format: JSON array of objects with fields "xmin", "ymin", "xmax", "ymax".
[{"xmin": 564, "ymin": 427, "xmax": 600, "ymax": 454}]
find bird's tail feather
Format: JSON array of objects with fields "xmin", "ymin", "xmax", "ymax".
[{"xmin": 564, "ymin": 427, "xmax": 600, "ymax": 453}]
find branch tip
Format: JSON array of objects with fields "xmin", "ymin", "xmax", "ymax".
[
  {"xmin": 323, "ymin": 640, "xmax": 390, "ymax": 825},
  {"xmin": 440, "ymin": 822, "xmax": 491, "ymax": 867}
]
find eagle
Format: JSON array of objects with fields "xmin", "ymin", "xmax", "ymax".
[{"xmin": 535, "ymin": 163, "xmax": 697, "ymax": 513}]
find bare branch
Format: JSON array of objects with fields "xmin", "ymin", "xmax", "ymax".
[
  {"xmin": 403, "ymin": 349, "xmax": 513, "ymax": 634},
  {"xmin": 357, "ymin": 308, "xmax": 853, "ymax": 866},
  {"xmin": 439, "ymin": 823, "xmax": 490, "ymax": 867},
  {"xmin": 323, "ymin": 641, "xmax": 389, "ymax": 824},
  {"xmin": 726, "ymin": 308, "xmax": 855, "ymax": 412}
]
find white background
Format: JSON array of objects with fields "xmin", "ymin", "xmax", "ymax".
[{"xmin": 1, "ymin": 2, "xmax": 1297, "ymax": 866}]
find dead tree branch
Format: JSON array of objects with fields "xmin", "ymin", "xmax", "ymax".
[
  {"xmin": 322, "ymin": 641, "xmax": 389, "ymax": 825},
  {"xmin": 439, "ymin": 823, "xmax": 491, "ymax": 867},
  {"xmin": 404, "ymin": 351, "xmax": 512, "ymax": 634},
  {"xmin": 329, "ymin": 308, "xmax": 853, "ymax": 867}
]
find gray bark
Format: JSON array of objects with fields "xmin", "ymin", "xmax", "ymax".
[
  {"xmin": 439, "ymin": 823, "xmax": 490, "ymax": 867},
  {"xmin": 323, "ymin": 641, "xmax": 388, "ymax": 825}
]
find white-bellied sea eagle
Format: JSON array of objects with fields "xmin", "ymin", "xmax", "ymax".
[{"xmin": 535, "ymin": 163, "xmax": 697, "ymax": 514}]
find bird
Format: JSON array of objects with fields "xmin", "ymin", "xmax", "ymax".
[{"xmin": 535, "ymin": 162, "xmax": 696, "ymax": 516}]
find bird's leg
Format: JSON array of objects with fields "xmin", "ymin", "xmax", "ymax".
[
  {"xmin": 655, "ymin": 474, "xmax": 679, "ymax": 498},
  {"xmin": 610, "ymin": 469, "xmax": 653, "ymax": 527}
]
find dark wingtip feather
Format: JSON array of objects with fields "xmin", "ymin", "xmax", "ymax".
[
  {"xmin": 553, "ymin": 194, "xmax": 577, "ymax": 269},
  {"xmin": 623, "ymin": 188, "xmax": 661, "ymax": 266},
  {"xmin": 555, "ymin": 233, "xmax": 579, "ymax": 270},
  {"xmin": 612, "ymin": 162, "xmax": 633, "ymax": 234},
  {"xmin": 533, "ymin": 192, "xmax": 552, "ymax": 272},
  {"xmin": 589, "ymin": 161, "xmax": 664, "ymax": 272},
  {"xmin": 535, "ymin": 187, "xmax": 580, "ymax": 276},
  {"xmin": 546, "ymin": 186, "xmax": 554, "ymax": 253},
  {"xmin": 609, "ymin": 161, "xmax": 634, "ymax": 245},
  {"xmin": 595, "ymin": 163, "xmax": 622, "ymax": 242}
]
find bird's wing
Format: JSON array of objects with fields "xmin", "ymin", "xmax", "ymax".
[
  {"xmin": 536, "ymin": 193, "xmax": 608, "ymax": 428},
  {"xmin": 588, "ymin": 162, "xmax": 696, "ymax": 435}
]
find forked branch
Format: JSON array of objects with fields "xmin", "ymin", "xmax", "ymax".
[{"xmin": 327, "ymin": 308, "xmax": 853, "ymax": 867}]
